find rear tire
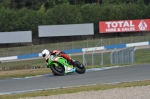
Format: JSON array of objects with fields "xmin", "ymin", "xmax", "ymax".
[
  {"xmin": 74, "ymin": 61, "xmax": 86, "ymax": 74},
  {"xmin": 50, "ymin": 64, "xmax": 65, "ymax": 76}
]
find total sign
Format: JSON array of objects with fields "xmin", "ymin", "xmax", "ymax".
[{"xmin": 99, "ymin": 19, "xmax": 150, "ymax": 33}]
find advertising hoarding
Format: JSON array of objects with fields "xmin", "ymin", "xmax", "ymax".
[
  {"xmin": 38, "ymin": 23, "xmax": 94, "ymax": 37},
  {"xmin": 99, "ymin": 19, "xmax": 150, "ymax": 33},
  {"xmin": 0, "ymin": 31, "xmax": 32, "ymax": 43}
]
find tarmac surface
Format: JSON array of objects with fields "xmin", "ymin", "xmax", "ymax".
[{"xmin": 0, "ymin": 64, "xmax": 150, "ymax": 95}]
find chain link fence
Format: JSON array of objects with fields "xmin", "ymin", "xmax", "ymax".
[{"xmin": 0, "ymin": 34, "xmax": 149, "ymax": 57}]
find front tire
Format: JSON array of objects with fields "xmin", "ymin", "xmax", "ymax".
[{"xmin": 50, "ymin": 64, "xmax": 65, "ymax": 76}]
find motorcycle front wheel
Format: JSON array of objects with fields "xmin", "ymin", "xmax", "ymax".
[{"xmin": 50, "ymin": 64, "xmax": 65, "ymax": 76}]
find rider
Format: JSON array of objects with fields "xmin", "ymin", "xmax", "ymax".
[{"xmin": 41, "ymin": 49, "xmax": 75, "ymax": 63}]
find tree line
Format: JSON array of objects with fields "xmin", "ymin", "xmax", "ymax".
[
  {"xmin": 8, "ymin": 0, "xmax": 150, "ymax": 9},
  {"xmin": 0, "ymin": 0, "xmax": 150, "ymax": 39}
]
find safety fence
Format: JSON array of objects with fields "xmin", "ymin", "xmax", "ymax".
[
  {"xmin": 0, "ymin": 34, "xmax": 150, "ymax": 57},
  {"xmin": 110, "ymin": 47, "xmax": 136, "ymax": 64},
  {"xmin": 82, "ymin": 47, "xmax": 136, "ymax": 66},
  {"xmin": 82, "ymin": 48, "xmax": 111, "ymax": 66},
  {"xmin": 0, "ymin": 41, "xmax": 150, "ymax": 67}
]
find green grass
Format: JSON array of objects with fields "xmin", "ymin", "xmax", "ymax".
[
  {"xmin": 134, "ymin": 48, "xmax": 150, "ymax": 64},
  {"xmin": 0, "ymin": 58, "xmax": 44, "ymax": 68},
  {"xmin": 0, "ymin": 80, "xmax": 150, "ymax": 99},
  {"xmin": 0, "ymin": 68, "xmax": 51, "ymax": 79}
]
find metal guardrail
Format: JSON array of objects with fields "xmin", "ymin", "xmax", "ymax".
[
  {"xmin": 82, "ymin": 47, "xmax": 136, "ymax": 66},
  {"xmin": 110, "ymin": 47, "xmax": 136, "ymax": 64}
]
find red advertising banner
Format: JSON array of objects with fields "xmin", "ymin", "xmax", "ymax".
[{"xmin": 99, "ymin": 19, "xmax": 150, "ymax": 33}]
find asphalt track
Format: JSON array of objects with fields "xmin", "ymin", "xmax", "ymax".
[{"xmin": 0, "ymin": 64, "xmax": 150, "ymax": 95}]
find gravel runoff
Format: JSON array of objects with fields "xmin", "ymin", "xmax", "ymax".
[{"xmin": 20, "ymin": 85, "xmax": 150, "ymax": 99}]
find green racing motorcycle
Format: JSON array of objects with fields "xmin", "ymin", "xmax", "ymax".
[{"xmin": 46, "ymin": 55, "xmax": 86, "ymax": 76}]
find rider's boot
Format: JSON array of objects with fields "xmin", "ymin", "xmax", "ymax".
[{"xmin": 72, "ymin": 67, "xmax": 76, "ymax": 73}]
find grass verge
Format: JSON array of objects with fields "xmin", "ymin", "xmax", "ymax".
[
  {"xmin": 0, "ymin": 68, "xmax": 51, "ymax": 79},
  {"xmin": 0, "ymin": 80, "xmax": 150, "ymax": 99},
  {"xmin": 0, "ymin": 65, "xmax": 116, "ymax": 79}
]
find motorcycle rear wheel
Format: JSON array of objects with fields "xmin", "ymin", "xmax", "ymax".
[{"xmin": 74, "ymin": 61, "xmax": 86, "ymax": 74}]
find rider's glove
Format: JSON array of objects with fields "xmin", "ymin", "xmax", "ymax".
[
  {"xmin": 71, "ymin": 59, "xmax": 75, "ymax": 63},
  {"xmin": 71, "ymin": 59, "xmax": 76, "ymax": 65}
]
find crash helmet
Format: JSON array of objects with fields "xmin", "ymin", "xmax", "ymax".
[{"xmin": 42, "ymin": 49, "xmax": 50, "ymax": 58}]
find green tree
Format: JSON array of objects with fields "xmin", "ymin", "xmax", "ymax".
[
  {"xmin": 13, "ymin": 9, "xmax": 46, "ymax": 37},
  {"xmin": 68, "ymin": 0, "xmax": 84, "ymax": 5},
  {"xmin": 136, "ymin": 0, "xmax": 146, "ymax": 18},
  {"xmin": 38, "ymin": 3, "xmax": 46, "ymax": 13},
  {"xmin": 81, "ymin": 4, "xmax": 102, "ymax": 33},
  {"xmin": 0, "ymin": 0, "xmax": 10, "ymax": 8},
  {"xmin": 120, "ymin": 3, "xmax": 139, "ymax": 19},
  {"xmin": 145, "ymin": 3, "xmax": 150, "ymax": 18},
  {"xmin": 46, "ymin": 4, "xmax": 82, "ymax": 25},
  {"xmin": 0, "ymin": 8, "xmax": 18, "ymax": 31},
  {"xmin": 44, "ymin": 0, "xmax": 56, "ymax": 9}
]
